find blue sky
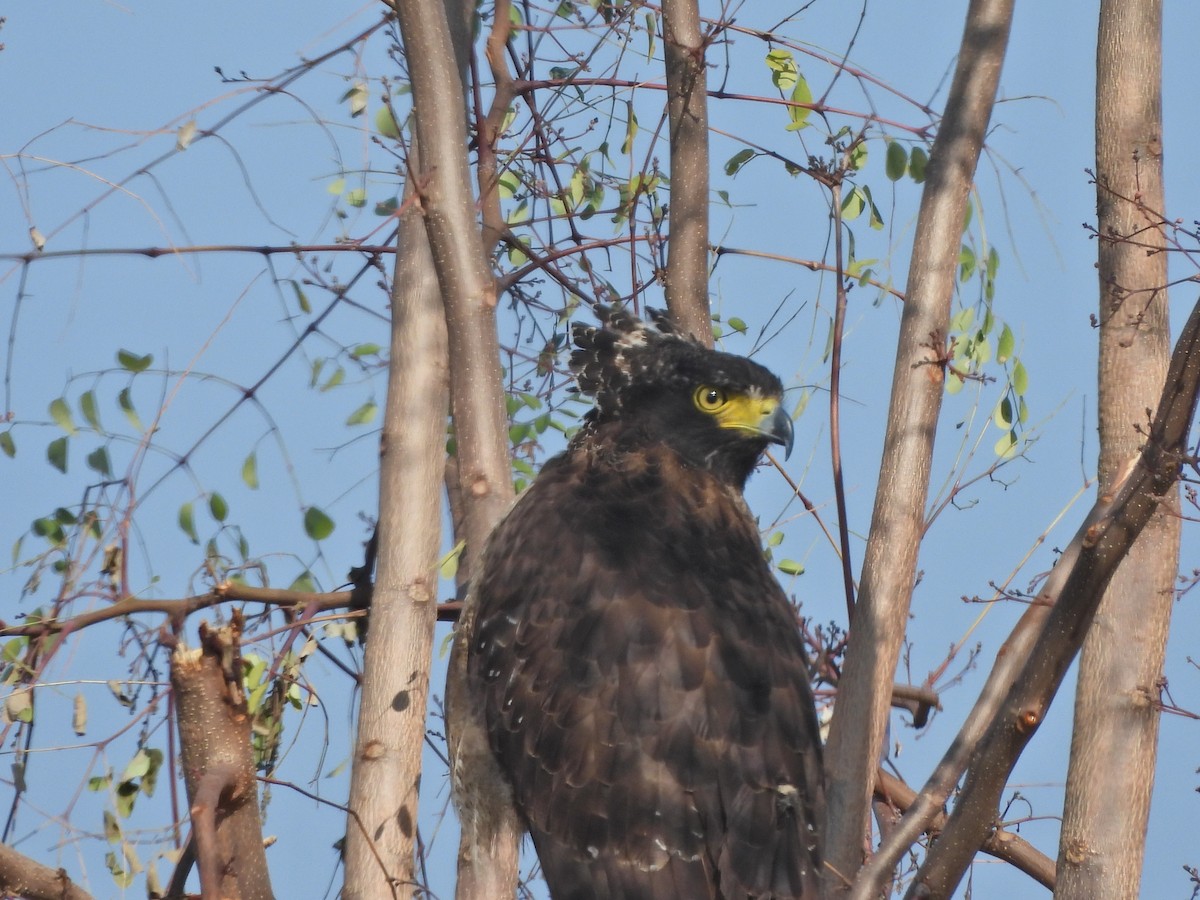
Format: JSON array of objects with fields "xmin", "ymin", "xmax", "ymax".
[{"xmin": 2, "ymin": 2, "xmax": 1199, "ymax": 898}]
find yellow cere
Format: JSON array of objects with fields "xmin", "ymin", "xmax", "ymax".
[{"xmin": 694, "ymin": 386, "xmax": 779, "ymax": 435}]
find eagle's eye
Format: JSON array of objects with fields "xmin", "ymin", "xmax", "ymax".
[{"xmin": 693, "ymin": 385, "xmax": 729, "ymax": 413}]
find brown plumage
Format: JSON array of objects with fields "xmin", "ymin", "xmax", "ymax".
[{"xmin": 462, "ymin": 307, "xmax": 824, "ymax": 898}]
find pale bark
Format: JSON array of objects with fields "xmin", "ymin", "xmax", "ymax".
[
  {"xmin": 342, "ymin": 4, "xmax": 474, "ymax": 898},
  {"xmin": 386, "ymin": 4, "xmax": 520, "ymax": 900},
  {"xmin": 821, "ymin": 0, "xmax": 1014, "ymax": 892},
  {"xmin": 341, "ymin": 145, "xmax": 451, "ymax": 900},
  {"xmin": 1057, "ymin": 2, "xmax": 1178, "ymax": 896},
  {"xmin": 661, "ymin": 0, "xmax": 712, "ymax": 343}
]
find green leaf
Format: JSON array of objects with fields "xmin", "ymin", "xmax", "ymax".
[
  {"xmin": 289, "ymin": 571, "xmax": 316, "ymax": 593},
  {"xmin": 849, "ymin": 141, "xmax": 868, "ymax": 171},
  {"xmin": 949, "ymin": 306, "xmax": 975, "ymax": 334},
  {"xmin": 31, "ymin": 517, "xmax": 64, "ymax": 544},
  {"xmin": 327, "ymin": 177, "xmax": 346, "ymax": 196},
  {"xmin": 727, "ymin": 317, "xmax": 748, "ymax": 334},
  {"xmin": 104, "ymin": 849, "xmax": 134, "ymax": 888},
  {"xmin": 777, "ymin": 559, "xmax": 805, "ymax": 576},
  {"xmin": 346, "ymin": 401, "xmax": 378, "ymax": 427},
  {"xmin": 841, "ymin": 187, "xmax": 865, "ymax": 221},
  {"xmin": 569, "ymin": 168, "xmax": 586, "ymax": 208},
  {"xmin": 351, "ymin": 343, "xmax": 382, "ymax": 358},
  {"xmin": 439, "ymin": 540, "xmax": 466, "ymax": 580},
  {"xmin": 958, "ymin": 244, "xmax": 977, "ymax": 282},
  {"xmin": 47, "ymin": 436, "xmax": 68, "ymax": 473},
  {"xmin": 994, "ymin": 429, "xmax": 1019, "ymax": 459},
  {"xmin": 971, "ymin": 335, "xmax": 992, "ymax": 366},
  {"xmin": 785, "ymin": 75, "xmax": 813, "ymax": 131},
  {"xmin": 5, "ymin": 688, "xmax": 33, "ymax": 723},
  {"xmin": 103, "ymin": 810, "xmax": 122, "ymax": 843},
  {"xmin": 341, "ymin": 81, "xmax": 368, "ymax": 117},
  {"xmin": 49, "ymin": 397, "xmax": 76, "ymax": 434},
  {"xmin": 345, "ymin": 188, "xmax": 367, "ymax": 208},
  {"xmin": 0, "ymin": 431, "xmax": 14, "ymax": 458},
  {"xmin": 209, "ymin": 492, "xmax": 228, "ymax": 522},
  {"xmin": 375, "ymin": 104, "xmax": 401, "ymax": 139},
  {"xmin": 765, "ymin": 49, "xmax": 797, "ymax": 92},
  {"xmin": 105, "ymin": 853, "xmax": 134, "ymax": 889},
  {"xmin": 116, "ymin": 350, "xmax": 152, "ymax": 373},
  {"xmin": 1012, "ymin": 358, "xmax": 1029, "ymax": 395},
  {"xmin": 115, "ymin": 780, "xmax": 138, "ymax": 818},
  {"xmin": 178, "ymin": 502, "xmax": 198, "ymax": 544},
  {"xmin": 908, "ymin": 146, "xmax": 928, "ymax": 183},
  {"xmin": 176, "ymin": 120, "xmax": 197, "ymax": 151},
  {"xmin": 289, "ymin": 280, "xmax": 311, "ymax": 314},
  {"xmin": 117, "ymin": 387, "xmax": 144, "ymax": 432},
  {"xmin": 374, "ymin": 197, "xmax": 399, "ymax": 217},
  {"xmin": 997, "ymin": 324, "xmax": 1015, "ymax": 363},
  {"xmin": 724, "ymin": 149, "xmax": 755, "ymax": 177},
  {"xmin": 80, "ymin": 390, "xmax": 102, "ymax": 430},
  {"xmin": 321, "ymin": 367, "xmax": 346, "ymax": 392},
  {"xmin": 139, "ymin": 748, "xmax": 163, "ymax": 796},
  {"xmin": 122, "ymin": 749, "xmax": 152, "ymax": 782},
  {"xmin": 993, "ymin": 396, "xmax": 1013, "ymax": 429},
  {"xmin": 304, "ymin": 506, "xmax": 335, "ymax": 541},
  {"xmin": 863, "ymin": 184, "xmax": 884, "ymax": 230},
  {"xmin": 885, "ymin": 141, "xmax": 908, "ymax": 181},
  {"xmin": 86, "ymin": 446, "xmax": 112, "ymax": 477},
  {"xmin": 242, "ymin": 452, "xmax": 260, "ymax": 490},
  {"xmin": 88, "ymin": 774, "xmax": 111, "ymax": 792},
  {"xmin": 108, "ymin": 680, "xmax": 133, "ymax": 708},
  {"xmin": 497, "ymin": 170, "xmax": 520, "ymax": 200},
  {"xmin": 247, "ymin": 680, "xmax": 269, "ymax": 715},
  {"xmin": 620, "ymin": 101, "xmax": 638, "ymax": 155}
]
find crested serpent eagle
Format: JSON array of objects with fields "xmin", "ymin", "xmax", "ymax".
[{"xmin": 460, "ymin": 306, "xmax": 825, "ymax": 899}]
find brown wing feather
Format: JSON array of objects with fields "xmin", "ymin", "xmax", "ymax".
[{"xmin": 469, "ymin": 438, "xmax": 824, "ymax": 899}]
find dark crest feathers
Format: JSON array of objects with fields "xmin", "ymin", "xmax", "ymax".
[{"xmin": 569, "ymin": 305, "xmax": 688, "ymax": 419}]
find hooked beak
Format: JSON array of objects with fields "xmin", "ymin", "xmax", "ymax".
[{"xmin": 763, "ymin": 403, "xmax": 795, "ymax": 459}]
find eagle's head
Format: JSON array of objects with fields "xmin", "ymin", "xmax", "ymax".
[{"xmin": 569, "ymin": 305, "xmax": 793, "ymax": 487}]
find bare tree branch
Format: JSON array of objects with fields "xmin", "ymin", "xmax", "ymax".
[
  {"xmin": 0, "ymin": 842, "xmax": 95, "ymax": 900},
  {"xmin": 821, "ymin": 0, "xmax": 1015, "ymax": 890},
  {"xmin": 874, "ymin": 771, "xmax": 1056, "ymax": 891},
  {"xmin": 907, "ymin": 294, "xmax": 1200, "ymax": 897}
]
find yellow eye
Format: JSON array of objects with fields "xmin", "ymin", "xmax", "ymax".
[{"xmin": 693, "ymin": 385, "xmax": 728, "ymax": 412}]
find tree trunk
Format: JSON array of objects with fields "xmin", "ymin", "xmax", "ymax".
[
  {"xmin": 341, "ymin": 144, "xmax": 451, "ymax": 900},
  {"xmin": 385, "ymin": 4, "xmax": 521, "ymax": 900},
  {"xmin": 1057, "ymin": 2, "xmax": 1178, "ymax": 896},
  {"xmin": 820, "ymin": 0, "xmax": 1014, "ymax": 891},
  {"xmin": 172, "ymin": 613, "xmax": 274, "ymax": 900},
  {"xmin": 342, "ymin": 5, "xmax": 474, "ymax": 898},
  {"xmin": 661, "ymin": 0, "xmax": 712, "ymax": 343}
]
